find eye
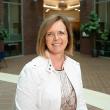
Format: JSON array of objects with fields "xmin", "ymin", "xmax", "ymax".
[
  {"xmin": 58, "ymin": 31, "xmax": 65, "ymax": 36},
  {"xmin": 46, "ymin": 32, "xmax": 53, "ymax": 37}
]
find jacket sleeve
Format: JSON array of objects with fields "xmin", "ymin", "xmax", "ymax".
[
  {"xmin": 76, "ymin": 63, "xmax": 88, "ymax": 110},
  {"xmin": 15, "ymin": 63, "xmax": 40, "ymax": 110}
]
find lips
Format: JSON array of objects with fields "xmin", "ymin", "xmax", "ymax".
[
  {"xmin": 53, "ymin": 43, "xmax": 60, "ymax": 45},
  {"xmin": 52, "ymin": 43, "xmax": 62, "ymax": 46}
]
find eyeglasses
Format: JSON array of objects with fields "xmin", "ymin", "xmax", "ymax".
[{"xmin": 46, "ymin": 30, "xmax": 67, "ymax": 38}]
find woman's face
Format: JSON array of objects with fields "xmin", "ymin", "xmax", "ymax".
[{"xmin": 45, "ymin": 20, "xmax": 68, "ymax": 55}]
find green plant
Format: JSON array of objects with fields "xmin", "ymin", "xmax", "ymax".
[
  {"xmin": 98, "ymin": 29, "xmax": 109, "ymax": 56},
  {"xmin": 99, "ymin": 29, "xmax": 109, "ymax": 41},
  {"xmin": 81, "ymin": 11, "xmax": 101, "ymax": 56},
  {"xmin": 81, "ymin": 11, "xmax": 100, "ymax": 37},
  {"xmin": 0, "ymin": 25, "xmax": 9, "ymax": 41}
]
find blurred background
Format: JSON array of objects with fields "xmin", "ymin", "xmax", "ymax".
[{"xmin": 0, "ymin": 0, "xmax": 110, "ymax": 110}]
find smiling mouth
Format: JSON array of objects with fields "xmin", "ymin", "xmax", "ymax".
[{"xmin": 52, "ymin": 43, "xmax": 61, "ymax": 46}]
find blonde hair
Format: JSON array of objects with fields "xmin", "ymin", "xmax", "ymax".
[{"xmin": 36, "ymin": 14, "xmax": 74, "ymax": 57}]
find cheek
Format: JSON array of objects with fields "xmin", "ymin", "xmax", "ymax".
[
  {"xmin": 63, "ymin": 37, "xmax": 68, "ymax": 50},
  {"xmin": 65, "ymin": 36, "xmax": 68, "ymax": 46},
  {"xmin": 45, "ymin": 38, "xmax": 51, "ymax": 48}
]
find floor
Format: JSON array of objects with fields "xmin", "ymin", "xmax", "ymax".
[{"xmin": 0, "ymin": 52, "xmax": 110, "ymax": 110}]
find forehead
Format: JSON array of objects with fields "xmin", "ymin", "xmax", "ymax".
[{"xmin": 47, "ymin": 20, "xmax": 67, "ymax": 32}]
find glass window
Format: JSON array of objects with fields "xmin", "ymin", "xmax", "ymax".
[
  {"xmin": 3, "ymin": 2, "xmax": 22, "ymax": 56},
  {"xmin": 107, "ymin": 1, "xmax": 110, "ymax": 30},
  {"xmin": 95, "ymin": 0, "xmax": 110, "ymax": 57},
  {"xmin": 96, "ymin": 0, "xmax": 106, "ymax": 2},
  {"xmin": 3, "ymin": 0, "xmax": 21, "ymax": 3},
  {"xmin": 96, "ymin": 2, "xmax": 106, "ymax": 23},
  {"xmin": 3, "ymin": 3, "xmax": 9, "ymax": 33},
  {"xmin": 4, "ymin": 4, "xmax": 22, "ymax": 42}
]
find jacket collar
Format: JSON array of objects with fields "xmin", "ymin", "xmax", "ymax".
[
  {"xmin": 46, "ymin": 58, "xmax": 55, "ymax": 73},
  {"xmin": 46, "ymin": 55, "xmax": 68, "ymax": 73},
  {"xmin": 45, "ymin": 55, "xmax": 78, "ymax": 97}
]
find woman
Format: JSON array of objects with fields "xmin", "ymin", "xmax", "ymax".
[{"xmin": 15, "ymin": 14, "xmax": 88, "ymax": 110}]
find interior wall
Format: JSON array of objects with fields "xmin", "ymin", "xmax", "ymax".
[
  {"xmin": 44, "ymin": 10, "xmax": 80, "ymax": 22},
  {"xmin": 23, "ymin": 0, "xmax": 43, "ymax": 54}
]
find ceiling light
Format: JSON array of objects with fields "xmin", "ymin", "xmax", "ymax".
[
  {"xmin": 75, "ymin": 8, "xmax": 78, "ymax": 11},
  {"xmin": 70, "ymin": 4, "xmax": 80, "ymax": 8},
  {"xmin": 45, "ymin": 9, "xmax": 50, "ymax": 13},
  {"xmin": 67, "ymin": 4, "xmax": 80, "ymax": 10},
  {"xmin": 43, "ymin": 4, "xmax": 58, "ymax": 10}
]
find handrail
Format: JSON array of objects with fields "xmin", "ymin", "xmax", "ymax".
[
  {"xmin": 83, "ymin": 89, "xmax": 110, "ymax": 110},
  {"xmin": 0, "ymin": 72, "xmax": 18, "ymax": 83},
  {"xmin": 0, "ymin": 72, "xmax": 110, "ymax": 110}
]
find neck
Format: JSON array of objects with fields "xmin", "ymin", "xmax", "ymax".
[{"xmin": 50, "ymin": 53, "xmax": 65, "ymax": 70}]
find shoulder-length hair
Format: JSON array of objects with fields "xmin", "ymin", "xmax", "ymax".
[{"xmin": 36, "ymin": 14, "xmax": 74, "ymax": 57}]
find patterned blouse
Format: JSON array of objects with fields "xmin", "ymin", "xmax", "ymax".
[{"xmin": 55, "ymin": 70, "xmax": 77, "ymax": 110}]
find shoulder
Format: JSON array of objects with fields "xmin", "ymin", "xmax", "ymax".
[
  {"xmin": 18, "ymin": 56, "xmax": 47, "ymax": 83},
  {"xmin": 66, "ymin": 56, "xmax": 80, "ymax": 66},
  {"xmin": 24, "ymin": 56, "xmax": 48, "ymax": 69},
  {"xmin": 65, "ymin": 56, "xmax": 81, "ymax": 74},
  {"xmin": 65, "ymin": 56, "xmax": 82, "ymax": 80},
  {"xmin": 19, "ymin": 56, "xmax": 48, "ymax": 77}
]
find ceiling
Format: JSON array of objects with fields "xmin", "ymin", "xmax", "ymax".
[{"xmin": 43, "ymin": 0, "xmax": 80, "ymax": 10}]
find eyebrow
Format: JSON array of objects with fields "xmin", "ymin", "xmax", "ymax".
[{"xmin": 47, "ymin": 30, "xmax": 66, "ymax": 33}]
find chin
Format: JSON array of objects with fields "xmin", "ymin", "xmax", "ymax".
[{"xmin": 51, "ymin": 50, "xmax": 64, "ymax": 55}]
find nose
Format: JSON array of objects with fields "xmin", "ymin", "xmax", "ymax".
[{"xmin": 54, "ymin": 33, "xmax": 59, "ymax": 40}]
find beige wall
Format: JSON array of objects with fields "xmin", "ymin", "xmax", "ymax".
[{"xmin": 44, "ymin": 10, "xmax": 80, "ymax": 22}]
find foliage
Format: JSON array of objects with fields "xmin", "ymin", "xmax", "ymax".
[
  {"xmin": 81, "ymin": 11, "xmax": 100, "ymax": 36},
  {"xmin": 81, "ymin": 11, "xmax": 110, "ymax": 56},
  {"xmin": 81, "ymin": 11, "xmax": 110, "ymax": 40},
  {"xmin": 0, "ymin": 25, "xmax": 9, "ymax": 41},
  {"xmin": 99, "ymin": 29, "xmax": 109, "ymax": 41}
]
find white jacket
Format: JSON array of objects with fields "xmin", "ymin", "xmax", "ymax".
[{"xmin": 15, "ymin": 56, "xmax": 88, "ymax": 110}]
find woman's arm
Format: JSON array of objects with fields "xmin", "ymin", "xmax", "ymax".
[
  {"xmin": 15, "ymin": 64, "xmax": 40, "ymax": 110},
  {"xmin": 76, "ymin": 63, "xmax": 88, "ymax": 110}
]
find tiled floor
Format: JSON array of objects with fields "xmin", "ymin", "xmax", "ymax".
[
  {"xmin": 0, "ymin": 52, "xmax": 110, "ymax": 110},
  {"xmin": 0, "ymin": 81, "xmax": 16, "ymax": 110}
]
